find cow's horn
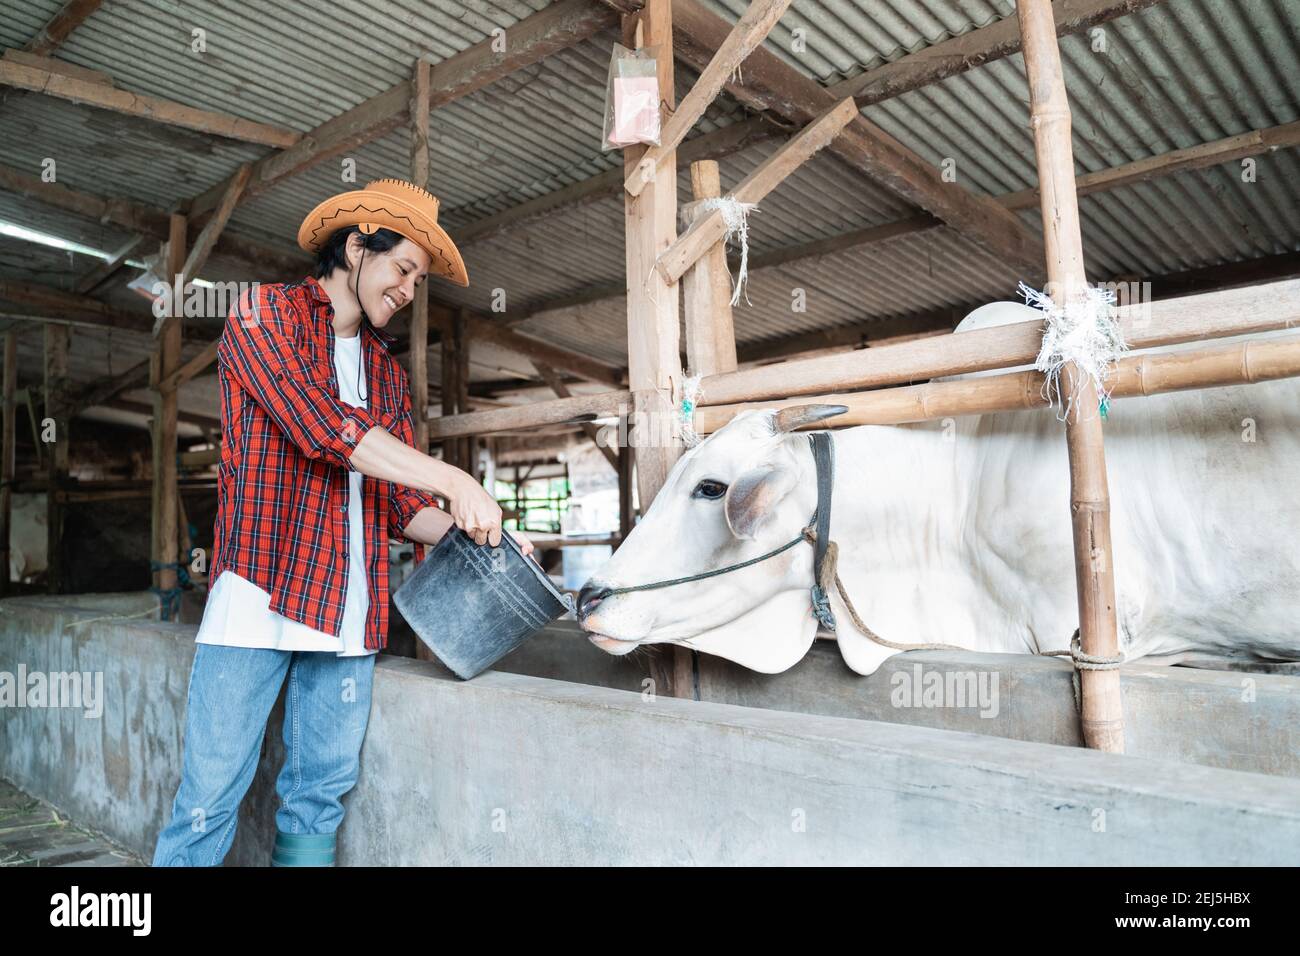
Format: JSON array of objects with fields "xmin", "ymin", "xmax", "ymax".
[{"xmin": 772, "ymin": 403, "xmax": 849, "ymax": 433}]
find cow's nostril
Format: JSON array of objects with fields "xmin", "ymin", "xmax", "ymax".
[{"xmin": 577, "ymin": 583, "xmax": 612, "ymax": 619}]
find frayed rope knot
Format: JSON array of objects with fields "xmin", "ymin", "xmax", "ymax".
[
  {"xmin": 1019, "ymin": 280, "xmax": 1127, "ymax": 422},
  {"xmin": 697, "ymin": 197, "xmax": 759, "ymax": 306},
  {"xmin": 1039, "ymin": 627, "xmax": 1126, "ymax": 714},
  {"xmin": 675, "ymin": 373, "xmax": 704, "ymax": 448}
]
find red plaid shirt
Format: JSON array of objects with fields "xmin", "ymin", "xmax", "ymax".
[{"xmin": 211, "ymin": 275, "xmax": 439, "ymax": 651}]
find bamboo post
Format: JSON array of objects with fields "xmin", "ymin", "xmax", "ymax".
[
  {"xmin": 409, "ymin": 57, "xmax": 431, "ymax": 454},
  {"xmin": 0, "ymin": 332, "xmax": 13, "ymax": 596},
  {"xmin": 150, "ymin": 213, "xmax": 185, "ymax": 617},
  {"xmin": 43, "ymin": 322, "xmax": 69, "ymax": 594},
  {"xmin": 1018, "ymin": 0, "xmax": 1123, "ymax": 753}
]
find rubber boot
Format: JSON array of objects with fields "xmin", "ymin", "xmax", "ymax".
[{"xmin": 271, "ymin": 829, "xmax": 337, "ymax": 867}]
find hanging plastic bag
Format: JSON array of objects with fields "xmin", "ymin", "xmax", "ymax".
[
  {"xmin": 602, "ymin": 42, "xmax": 662, "ymax": 151},
  {"xmin": 126, "ymin": 249, "xmax": 167, "ymax": 303}
]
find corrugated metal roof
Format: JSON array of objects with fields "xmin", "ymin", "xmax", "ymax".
[{"xmin": 0, "ymin": 0, "xmax": 1296, "ymax": 406}]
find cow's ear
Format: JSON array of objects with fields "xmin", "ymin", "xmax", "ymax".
[{"xmin": 724, "ymin": 464, "xmax": 797, "ymax": 540}]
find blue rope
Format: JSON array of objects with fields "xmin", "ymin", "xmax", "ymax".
[{"xmin": 150, "ymin": 560, "xmax": 192, "ymax": 621}]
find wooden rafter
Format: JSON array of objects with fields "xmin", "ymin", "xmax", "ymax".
[
  {"xmin": 655, "ymin": 96, "xmax": 858, "ymax": 284},
  {"xmin": 624, "ymin": 0, "xmax": 794, "ymax": 196},
  {"xmin": 188, "ymin": 0, "xmax": 616, "ymax": 223},
  {"xmin": 0, "ymin": 162, "xmax": 309, "ymax": 277},
  {"xmin": 0, "ymin": 60, "xmax": 299, "ymax": 148},
  {"xmin": 828, "ymin": 0, "xmax": 1167, "ymax": 107},
  {"xmin": 22, "ymin": 0, "xmax": 103, "ymax": 55},
  {"xmin": 501, "ymin": 115, "xmax": 1300, "ymax": 322},
  {"xmin": 666, "ymin": 0, "xmax": 1045, "ymax": 275}
]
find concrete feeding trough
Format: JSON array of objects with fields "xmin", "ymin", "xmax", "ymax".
[{"xmin": 2, "ymin": 594, "xmax": 1297, "ymax": 865}]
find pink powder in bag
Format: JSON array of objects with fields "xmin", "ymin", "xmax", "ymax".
[{"xmin": 609, "ymin": 75, "xmax": 660, "ymax": 146}]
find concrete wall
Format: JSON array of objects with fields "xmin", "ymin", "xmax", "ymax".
[
  {"xmin": 4, "ymin": 594, "xmax": 1300, "ymax": 865},
  {"xmin": 492, "ymin": 623, "xmax": 1300, "ymax": 778}
]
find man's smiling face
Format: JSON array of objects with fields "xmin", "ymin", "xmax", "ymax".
[{"xmin": 349, "ymin": 235, "xmax": 432, "ymax": 327}]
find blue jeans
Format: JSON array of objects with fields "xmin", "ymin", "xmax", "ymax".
[{"xmin": 151, "ymin": 643, "xmax": 377, "ymax": 866}]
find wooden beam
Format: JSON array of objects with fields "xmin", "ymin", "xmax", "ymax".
[
  {"xmin": 428, "ymin": 388, "xmax": 630, "ymax": 441},
  {"xmin": 180, "ymin": 163, "xmax": 251, "ymax": 284},
  {"xmin": 1018, "ymin": 0, "xmax": 1121, "ymax": 752},
  {"xmin": 655, "ymin": 96, "xmax": 858, "ymax": 284},
  {"xmin": 0, "ymin": 162, "xmax": 311, "ymax": 277},
  {"xmin": 456, "ymin": 117, "xmax": 781, "ymax": 247},
  {"xmin": 623, "ymin": 0, "xmax": 685, "ymax": 512},
  {"xmin": 828, "ymin": 0, "xmax": 1166, "ymax": 107},
  {"xmin": 410, "ymin": 58, "xmax": 432, "ymax": 455},
  {"xmin": 998, "ymin": 118, "xmax": 1300, "ymax": 210},
  {"xmin": 3, "ymin": 50, "xmax": 111, "ymax": 85},
  {"xmin": 158, "ymin": 340, "xmax": 219, "ymax": 394},
  {"xmin": 534, "ymin": 361, "xmax": 619, "ymax": 470},
  {"xmin": 22, "ymin": 0, "xmax": 103, "ymax": 55},
  {"xmin": 625, "ymin": 0, "xmax": 794, "ymax": 196},
  {"xmin": 664, "ymin": 0, "xmax": 1045, "ymax": 276},
  {"xmin": 0, "ymin": 332, "xmax": 16, "ymax": 597},
  {"xmin": 624, "ymin": 0, "xmax": 695, "ymax": 701},
  {"xmin": 69, "ymin": 356, "xmax": 151, "ymax": 415},
  {"xmin": 498, "ymin": 116, "xmax": 1300, "ymax": 322},
  {"xmin": 457, "ymin": 310, "xmax": 626, "ymax": 388},
  {"xmin": 439, "ymin": 308, "xmax": 468, "ymax": 471},
  {"xmin": 43, "ymin": 322, "xmax": 69, "ymax": 593},
  {"xmin": 0, "ymin": 280, "xmax": 152, "ymax": 333},
  {"xmin": 682, "ymin": 160, "xmax": 737, "ymax": 376},
  {"xmin": 74, "ymin": 235, "xmax": 146, "ymax": 295},
  {"xmin": 0, "ymin": 60, "xmax": 300, "ymax": 148},
  {"xmin": 151, "ymin": 215, "xmax": 185, "ymax": 617},
  {"xmin": 189, "ymin": 0, "xmax": 615, "ymax": 222}
]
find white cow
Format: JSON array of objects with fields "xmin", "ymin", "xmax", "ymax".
[{"xmin": 578, "ymin": 303, "xmax": 1300, "ymax": 676}]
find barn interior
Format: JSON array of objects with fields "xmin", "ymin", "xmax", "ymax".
[{"xmin": 1, "ymin": 0, "xmax": 1299, "ymax": 866}]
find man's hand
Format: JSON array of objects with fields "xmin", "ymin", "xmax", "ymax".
[{"xmin": 448, "ymin": 472, "xmax": 503, "ymax": 546}]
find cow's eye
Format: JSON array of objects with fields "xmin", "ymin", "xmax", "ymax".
[{"xmin": 692, "ymin": 479, "xmax": 727, "ymax": 499}]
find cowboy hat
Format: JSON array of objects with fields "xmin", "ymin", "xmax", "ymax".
[{"xmin": 297, "ymin": 178, "xmax": 469, "ymax": 286}]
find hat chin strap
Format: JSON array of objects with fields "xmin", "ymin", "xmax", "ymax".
[{"xmin": 348, "ymin": 243, "xmax": 370, "ymax": 403}]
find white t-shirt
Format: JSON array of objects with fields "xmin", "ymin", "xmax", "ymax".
[{"xmin": 196, "ymin": 329, "xmax": 376, "ymax": 656}]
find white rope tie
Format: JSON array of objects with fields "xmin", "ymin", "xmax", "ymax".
[
  {"xmin": 697, "ymin": 196, "xmax": 759, "ymax": 306},
  {"xmin": 1020, "ymin": 280, "xmax": 1127, "ymax": 421}
]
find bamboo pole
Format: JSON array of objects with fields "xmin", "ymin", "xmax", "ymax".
[
  {"xmin": 695, "ymin": 333, "xmax": 1300, "ymax": 431},
  {"xmin": 1018, "ymin": 0, "xmax": 1122, "ymax": 752},
  {"xmin": 698, "ymin": 277, "xmax": 1300, "ymax": 406}
]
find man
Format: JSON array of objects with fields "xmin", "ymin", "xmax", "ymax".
[{"xmin": 152, "ymin": 178, "xmax": 528, "ymax": 866}]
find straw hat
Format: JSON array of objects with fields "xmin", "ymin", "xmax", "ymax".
[{"xmin": 297, "ymin": 178, "xmax": 469, "ymax": 286}]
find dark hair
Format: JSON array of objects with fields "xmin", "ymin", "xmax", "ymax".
[{"xmin": 314, "ymin": 225, "xmax": 406, "ymax": 279}]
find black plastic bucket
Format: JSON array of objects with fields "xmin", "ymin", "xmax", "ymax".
[{"xmin": 393, "ymin": 525, "xmax": 576, "ymax": 679}]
